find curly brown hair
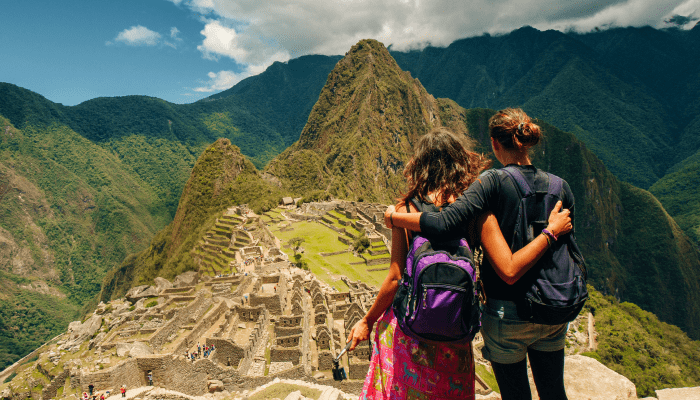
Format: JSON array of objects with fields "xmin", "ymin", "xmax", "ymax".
[{"xmin": 402, "ymin": 127, "xmax": 491, "ymax": 205}]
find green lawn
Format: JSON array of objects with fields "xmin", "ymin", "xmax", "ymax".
[
  {"xmin": 271, "ymin": 221, "xmax": 391, "ymax": 290},
  {"xmin": 248, "ymin": 383, "xmax": 321, "ymax": 400}
]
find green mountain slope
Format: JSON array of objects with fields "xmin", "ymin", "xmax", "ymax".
[
  {"xmin": 649, "ymin": 149, "xmax": 700, "ymax": 245},
  {"xmin": 98, "ymin": 138, "xmax": 287, "ymax": 301},
  {"xmin": 207, "ymin": 55, "xmax": 343, "ymax": 147},
  {"xmin": 0, "ymin": 114, "xmax": 169, "ymax": 369},
  {"xmin": 584, "ymin": 286, "xmax": 700, "ymax": 397}
]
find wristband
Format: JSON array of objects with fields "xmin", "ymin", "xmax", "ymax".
[
  {"xmin": 390, "ymin": 212, "xmax": 395, "ymax": 227},
  {"xmin": 542, "ymin": 232, "xmax": 552, "ymax": 247},
  {"xmin": 542, "ymin": 229, "xmax": 557, "ymax": 241}
]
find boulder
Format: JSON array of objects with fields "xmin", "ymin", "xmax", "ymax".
[
  {"xmin": 207, "ymin": 380, "xmax": 224, "ymax": 392},
  {"xmin": 318, "ymin": 387, "xmax": 341, "ymax": 400},
  {"xmin": 126, "ymin": 285, "xmax": 159, "ymax": 303},
  {"xmin": 116, "ymin": 342, "xmax": 153, "ymax": 358},
  {"xmin": 89, "ymin": 332, "xmax": 106, "ymax": 350},
  {"xmin": 528, "ymin": 355, "xmax": 637, "ymax": 400},
  {"xmin": 656, "ymin": 387, "xmax": 700, "ymax": 400},
  {"xmin": 61, "ymin": 315, "xmax": 103, "ymax": 349},
  {"xmin": 154, "ymin": 277, "xmax": 173, "ymax": 293},
  {"xmin": 2, "ymin": 387, "xmax": 12, "ymax": 400},
  {"xmin": 173, "ymin": 271, "xmax": 199, "ymax": 288},
  {"xmin": 283, "ymin": 391, "xmax": 304, "ymax": 400}
]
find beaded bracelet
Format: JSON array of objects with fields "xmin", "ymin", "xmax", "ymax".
[{"xmin": 542, "ymin": 228, "xmax": 558, "ymax": 242}]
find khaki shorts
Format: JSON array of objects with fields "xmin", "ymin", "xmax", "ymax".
[{"xmin": 480, "ymin": 298, "xmax": 568, "ymax": 364}]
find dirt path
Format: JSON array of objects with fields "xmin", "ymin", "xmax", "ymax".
[{"xmin": 588, "ymin": 312, "xmax": 597, "ymax": 351}]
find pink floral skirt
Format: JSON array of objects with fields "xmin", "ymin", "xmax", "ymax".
[{"xmin": 360, "ymin": 308, "xmax": 475, "ymax": 400}]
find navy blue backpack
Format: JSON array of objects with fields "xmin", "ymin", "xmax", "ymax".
[{"xmin": 502, "ymin": 166, "xmax": 588, "ymax": 325}]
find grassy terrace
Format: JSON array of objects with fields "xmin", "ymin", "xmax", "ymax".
[
  {"xmin": 270, "ymin": 221, "xmax": 390, "ymax": 290},
  {"xmin": 261, "ymin": 208, "xmax": 285, "ymax": 223}
]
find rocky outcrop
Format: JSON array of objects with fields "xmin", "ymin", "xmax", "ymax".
[
  {"xmin": 173, "ymin": 271, "xmax": 199, "ymax": 288},
  {"xmin": 60, "ymin": 315, "xmax": 102, "ymax": 350},
  {"xmin": 126, "ymin": 285, "xmax": 159, "ymax": 303},
  {"xmin": 116, "ymin": 342, "xmax": 153, "ymax": 358},
  {"xmin": 154, "ymin": 277, "xmax": 173, "ymax": 293},
  {"xmin": 529, "ymin": 355, "xmax": 637, "ymax": 400},
  {"xmin": 656, "ymin": 387, "xmax": 700, "ymax": 400}
]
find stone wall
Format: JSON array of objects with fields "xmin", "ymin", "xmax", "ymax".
[
  {"xmin": 365, "ymin": 257, "xmax": 390, "ymax": 266},
  {"xmin": 270, "ymin": 348, "xmax": 302, "ymax": 365},
  {"xmin": 275, "ymin": 326, "xmax": 303, "ymax": 337},
  {"xmin": 317, "ymin": 351, "xmax": 334, "ymax": 371},
  {"xmin": 80, "ymin": 359, "xmax": 142, "ymax": 392},
  {"xmin": 236, "ymin": 304, "xmax": 266, "ymax": 322},
  {"xmin": 174, "ymin": 300, "xmax": 227, "ymax": 356},
  {"xmin": 261, "ymin": 275, "xmax": 280, "ymax": 284},
  {"xmin": 326, "ymin": 292, "xmax": 350, "ymax": 303},
  {"xmin": 207, "ymin": 338, "xmax": 246, "ymax": 369},
  {"xmin": 41, "ymin": 369, "xmax": 69, "ymax": 400},
  {"xmin": 348, "ymin": 358, "xmax": 371, "ymax": 380},
  {"xmin": 277, "ymin": 315, "xmax": 303, "ymax": 328},
  {"xmin": 275, "ymin": 334, "xmax": 302, "ymax": 348},
  {"xmin": 149, "ymin": 294, "xmax": 212, "ymax": 349}
]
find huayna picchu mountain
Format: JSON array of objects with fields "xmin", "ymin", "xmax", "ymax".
[{"xmin": 264, "ymin": 39, "xmax": 465, "ymax": 203}]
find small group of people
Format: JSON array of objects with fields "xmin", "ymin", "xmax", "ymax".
[
  {"xmin": 83, "ymin": 385, "xmax": 105, "ymax": 400},
  {"xmin": 186, "ymin": 343, "xmax": 215, "ymax": 361},
  {"xmin": 346, "ymin": 108, "xmax": 577, "ymax": 400}
]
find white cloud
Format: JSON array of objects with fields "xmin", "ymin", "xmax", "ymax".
[
  {"xmin": 193, "ymin": 55, "xmax": 287, "ymax": 92},
  {"xmin": 113, "ymin": 25, "xmax": 162, "ymax": 46},
  {"xmin": 165, "ymin": 26, "xmax": 183, "ymax": 48},
  {"xmin": 176, "ymin": 0, "xmax": 699, "ymax": 94},
  {"xmin": 183, "ymin": 0, "xmax": 697, "ymax": 64},
  {"xmin": 193, "ymin": 70, "xmax": 246, "ymax": 92}
]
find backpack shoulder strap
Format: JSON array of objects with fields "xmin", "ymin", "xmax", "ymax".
[
  {"xmin": 501, "ymin": 166, "xmax": 534, "ymax": 198},
  {"xmin": 545, "ymin": 172, "xmax": 563, "ymax": 199}
]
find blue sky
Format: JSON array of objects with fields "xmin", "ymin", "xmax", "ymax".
[{"xmin": 1, "ymin": 0, "xmax": 698, "ymax": 106}]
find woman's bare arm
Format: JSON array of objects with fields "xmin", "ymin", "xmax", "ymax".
[
  {"xmin": 480, "ymin": 201, "xmax": 572, "ymax": 285},
  {"xmin": 347, "ymin": 204, "xmax": 409, "ymax": 350}
]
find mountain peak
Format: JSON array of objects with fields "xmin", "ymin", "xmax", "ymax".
[{"xmin": 265, "ymin": 39, "xmax": 459, "ymax": 202}]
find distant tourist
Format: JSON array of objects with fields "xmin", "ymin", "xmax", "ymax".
[
  {"xmin": 88, "ymin": 384, "xmax": 94, "ymax": 396},
  {"xmin": 347, "ymin": 126, "xmax": 572, "ymax": 399},
  {"xmin": 120, "ymin": 386, "xmax": 126, "ymax": 398},
  {"xmin": 386, "ymin": 112, "xmax": 580, "ymax": 400}
]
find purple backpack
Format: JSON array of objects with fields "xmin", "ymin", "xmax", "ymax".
[{"xmin": 392, "ymin": 200, "xmax": 481, "ymax": 344}]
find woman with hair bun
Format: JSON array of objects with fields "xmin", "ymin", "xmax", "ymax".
[{"xmin": 386, "ymin": 108, "xmax": 576, "ymax": 400}]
